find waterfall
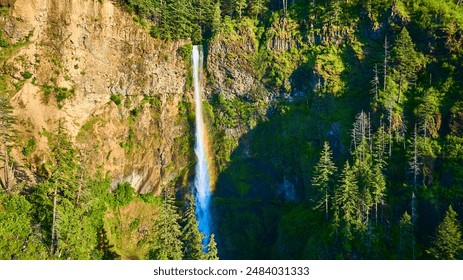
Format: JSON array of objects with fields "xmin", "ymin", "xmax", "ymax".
[{"xmin": 192, "ymin": 45, "xmax": 212, "ymax": 242}]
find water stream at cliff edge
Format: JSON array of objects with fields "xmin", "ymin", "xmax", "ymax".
[{"xmin": 192, "ymin": 45, "xmax": 212, "ymax": 244}]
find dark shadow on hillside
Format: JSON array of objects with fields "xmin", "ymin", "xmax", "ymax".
[{"xmin": 210, "ymin": 84, "xmax": 364, "ymax": 259}]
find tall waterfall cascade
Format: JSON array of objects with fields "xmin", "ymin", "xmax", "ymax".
[{"xmin": 192, "ymin": 45, "xmax": 212, "ymax": 242}]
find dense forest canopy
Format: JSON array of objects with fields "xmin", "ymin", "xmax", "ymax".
[{"xmin": 1, "ymin": 0, "xmax": 463, "ymax": 259}]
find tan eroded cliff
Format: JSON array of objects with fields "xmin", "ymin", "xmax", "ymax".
[{"xmin": 1, "ymin": 0, "xmax": 193, "ymax": 194}]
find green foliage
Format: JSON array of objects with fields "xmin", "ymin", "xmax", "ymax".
[
  {"xmin": 428, "ymin": 206, "xmax": 463, "ymax": 259},
  {"xmin": 141, "ymin": 94, "xmax": 161, "ymax": 108},
  {"xmin": 212, "ymin": 94, "xmax": 256, "ymax": 130},
  {"xmin": 314, "ymin": 46, "xmax": 346, "ymax": 95},
  {"xmin": 0, "ymin": 7, "xmax": 9, "ymax": 16},
  {"xmin": 125, "ymin": 0, "xmax": 214, "ymax": 42},
  {"xmin": 181, "ymin": 197, "xmax": 206, "ymax": 259},
  {"xmin": 235, "ymin": 0, "xmax": 247, "ymax": 19},
  {"xmin": 22, "ymin": 137, "xmax": 37, "ymax": 156},
  {"xmin": 333, "ymin": 161, "xmax": 361, "ymax": 247},
  {"xmin": 41, "ymin": 84, "xmax": 76, "ymax": 108},
  {"xmin": 56, "ymin": 87, "xmax": 74, "ymax": 103},
  {"xmin": 21, "ymin": 71, "xmax": 32, "ymax": 79},
  {"xmin": 112, "ymin": 182, "xmax": 135, "ymax": 208},
  {"xmin": 77, "ymin": 117, "xmax": 101, "ymax": 142},
  {"xmin": 311, "ymin": 141, "xmax": 337, "ymax": 221},
  {"xmin": 179, "ymin": 43, "xmax": 193, "ymax": 89},
  {"xmin": 202, "ymin": 0, "xmax": 463, "ymax": 260},
  {"xmin": 146, "ymin": 198, "xmax": 183, "ymax": 260},
  {"xmin": 110, "ymin": 93, "xmax": 123, "ymax": 106},
  {"xmin": 414, "ymin": 87, "xmax": 442, "ymax": 137},
  {"xmin": 206, "ymin": 233, "xmax": 219, "ymax": 260},
  {"xmin": 249, "ymin": 0, "xmax": 268, "ymax": 19},
  {"xmin": 391, "ymin": 27, "xmax": 424, "ymax": 103},
  {"xmin": 120, "ymin": 128, "xmax": 136, "ymax": 154},
  {"xmin": 0, "ymin": 194, "xmax": 32, "ymax": 259},
  {"xmin": 0, "ymin": 30, "xmax": 8, "ymax": 48},
  {"xmin": 211, "ymin": 1, "xmax": 222, "ymax": 33},
  {"xmin": 275, "ymin": 204, "xmax": 315, "ymax": 259},
  {"xmin": 0, "ymin": 116, "xmax": 215, "ymax": 260},
  {"xmin": 398, "ymin": 211, "xmax": 415, "ymax": 259},
  {"xmin": 18, "ymin": 127, "xmax": 113, "ymax": 259},
  {"xmin": 209, "ymin": 93, "xmax": 264, "ymax": 171}
]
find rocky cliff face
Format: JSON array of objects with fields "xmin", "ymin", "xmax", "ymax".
[
  {"xmin": 1, "ymin": 0, "xmax": 192, "ymax": 194},
  {"xmin": 206, "ymin": 27, "xmax": 257, "ymax": 99}
]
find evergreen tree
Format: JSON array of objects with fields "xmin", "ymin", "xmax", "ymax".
[
  {"xmin": 370, "ymin": 164, "xmax": 386, "ymax": 224},
  {"xmin": 353, "ymin": 159, "xmax": 373, "ymax": 228},
  {"xmin": 333, "ymin": 161, "xmax": 361, "ymax": 246},
  {"xmin": 312, "ymin": 141, "xmax": 337, "ymax": 222},
  {"xmin": 206, "ymin": 233, "xmax": 219, "ymax": 260},
  {"xmin": 235, "ymin": 0, "xmax": 247, "ymax": 19},
  {"xmin": 181, "ymin": 197, "xmax": 206, "ymax": 260},
  {"xmin": 147, "ymin": 197, "xmax": 184, "ymax": 260},
  {"xmin": 372, "ymin": 120, "xmax": 387, "ymax": 165},
  {"xmin": 329, "ymin": 0, "xmax": 342, "ymax": 27},
  {"xmin": 429, "ymin": 206, "xmax": 463, "ymax": 260},
  {"xmin": 351, "ymin": 111, "xmax": 370, "ymax": 163},
  {"xmin": 249, "ymin": 0, "xmax": 267, "ymax": 19},
  {"xmin": 392, "ymin": 27, "xmax": 423, "ymax": 103},
  {"xmin": 13, "ymin": 123, "xmax": 108, "ymax": 259},
  {"xmin": 168, "ymin": 0, "xmax": 194, "ymax": 39},
  {"xmin": 48, "ymin": 123, "xmax": 80, "ymax": 257},
  {"xmin": 398, "ymin": 211, "xmax": 415, "ymax": 259},
  {"xmin": 211, "ymin": 1, "xmax": 222, "ymax": 33},
  {"xmin": 0, "ymin": 194, "xmax": 33, "ymax": 259},
  {"xmin": 414, "ymin": 87, "xmax": 442, "ymax": 138}
]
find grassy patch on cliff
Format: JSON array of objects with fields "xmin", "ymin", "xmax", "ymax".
[
  {"xmin": 104, "ymin": 197, "xmax": 162, "ymax": 260},
  {"xmin": 76, "ymin": 117, "xmax": 102, "ymax": 143},
  {"xmin": 0, "ymin": 31, "xmax": 30, "ymax": 97}
]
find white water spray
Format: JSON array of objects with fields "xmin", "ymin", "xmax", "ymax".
[{"xmin": 192, "ymin": 45, "xmax": 212, "ymax": 241}]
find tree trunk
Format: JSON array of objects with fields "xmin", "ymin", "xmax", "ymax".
[{"xmin": 0, "ymin": 146, "xmax": 15, "ymax": 194}]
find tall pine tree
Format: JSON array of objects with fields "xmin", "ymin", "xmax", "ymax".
[
  {"xmin": 333, "ymin": 161, "xmax": 361, "ymax": 249},
  {"xmin": 398, "ymin": 211, "xmax": 415, "ymax": 259},
  {"xmin": 147, "ymin": 197, "xmax": 183, "ymax": 260},
  {"xmin": 312, "ymin": 141, "xmax": 337, "ymax": 222},
  {"xmin": 181, "ymin": 196, "xmax": 206, "ymax": 260},
  {"xmin": 429, "ymin": 206, "xmax": 463, "ymax": 260},
  {"xmin": 206, "ymin": 233, "xmax": 219, "ymax": 260},
  {"xmin": 392, "ymin": 27, "xmax": 423, "ymax": 103}
]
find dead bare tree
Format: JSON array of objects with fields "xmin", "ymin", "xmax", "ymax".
[
  {"xmin": 383, "ymin": 36, "xmax": 389, "ymax": 92},
  {"xmin": 371, "ymin": 64, "xmax": 380, "ymax": 101},
  {"xmin": 0, "ymin": 146, "xmax": 16, "ymax": 193}
]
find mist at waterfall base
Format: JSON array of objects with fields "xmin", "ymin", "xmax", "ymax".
[{"xmin": 192, "ymin": 45, "xmax": 212, "ymax": 245}]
